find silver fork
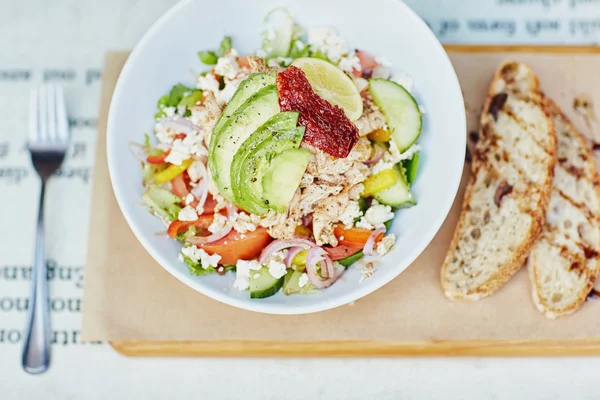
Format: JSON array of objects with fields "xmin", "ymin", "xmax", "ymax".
[{"xmin": 23, "ymin": 84, "xmax": 70, "ymax": 374}]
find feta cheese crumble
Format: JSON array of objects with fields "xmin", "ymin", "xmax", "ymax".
[
  {"xmin": 184, "ymin": 193, "xmax": 195, "ymax": 206},
  {"xmin": 359, "ymin": 262, "xmax": 376, "ymax": 283},
  {"xmin": 234, "ymin": 259, "xmax": 262, "ymax": 291},
  {"xmin": 376, "ymin": 233, "xmax": 396, "ymax": 256},
  {"xmin": 197, "ymin": 73, "xmax": 220, "ymax": 93},
  {"xmin": 230, "ymin": 211, "xmax": 261, "ymax": 233},
  {"xmin": 181, "ymin": 245, "xmax": 218, "ymax": 267},
  {"xmin": 268, "ymin": 258, "xmax": 287, "ymax": 279},
  {"xmin": 356, "ymin": 200, "xmax": 394, "ymax": 229},
  {"xmin": 208, "ymin": 213, "xmax": 228, "ymax": 233},
  {"xmin": 164, "ymin": 133, "xmax": 208, "ymax": 166},
  {"xmin": 338, "ymin": 53, "xmax": 361, "ymax": 74},
  {"xmin": 178, "ymin": 206, "xmax": 198, "ymax": 222},
  {"xmin": 298, "ymin": 273, "xmax": 309, "ymax": 288},
  {"xmin": 214, "ymin": 49, "xmax": 240, "ymax": 80},
  {"xmin": 364, "ymin": 201, "xmax": 394, "ymax": 227},
  {"xmin": 338, "ymin": 200, "xmax": 362, "ymax": 228},
  {"xmin": 307, "ymin": 27, "xmax": 348, "ymax": 63},
  {"xmin": 163, "ymin": 106, "xmax": 176, "ymax": 117},
  {"xmin": 164, "ymin": 139, "xmax": 190, "ymax": 165},
  {"xmin": 371, "ymin": 141, "xmax": 420, "ymax": 175},
  {"xmin": 217, "ymin": 81, "xmax": 239, "ymax": 105},
  {"xmin": 187, "ymin": 161, "xmax": 206, "ymax": 182}
]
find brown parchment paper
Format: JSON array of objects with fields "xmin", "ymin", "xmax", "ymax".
[{"xmin": 82, "ymin": 51, "xmax": 600, "ymax": 342}]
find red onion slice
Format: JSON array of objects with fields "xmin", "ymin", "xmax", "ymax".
[
  {"xmin": 186, "ymin": 224, "xmax": 232, "ymax": 245},
  {"xmin": 363, "ymin": 226, "xmax": 386, "ymax": 256},
  {"xmin": 284, "ymin": 247, "xmax": 304, "ymax": 268},
  {"xmin": 305, "ymin": 247, "xmax": 339, "ymax": 288},
  {"xmin": 259, "ymin": 238, "xmax": 315, "ymax": 264},
  {"xmin": 301, "ymin": 214, "xmax": 313, "ymax": 227},
  {"xmin": 159, "ymin": 116, "xmax": 197, "ymax": 135},
  {"xmin": 364, "ymin": 147, "xmax": 385, "ymax": 166},
  {"xmin": 191, "ymin": 178, "xmax": 208, "ymax": 212},
  {"xmin": 185, "ymin": 204, "xmax": 236, "ymax": 245}
]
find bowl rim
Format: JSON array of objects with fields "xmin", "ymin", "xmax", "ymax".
[{"xmin": 106, "ymin": 0, "xmax": 466, "ymax": 314}]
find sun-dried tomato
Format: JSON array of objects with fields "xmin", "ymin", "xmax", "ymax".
[{"xmin": 277, "ymin": 66, "xmax": 359, "ymax": 158}]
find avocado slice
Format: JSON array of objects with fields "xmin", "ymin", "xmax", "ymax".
[
  {"xmin": 231, "ymin": 112, "xmax": 300, "ymax": 214},
  {"xmin": 212, "ymin": 72, "xmax": 276, "ymax": 136},
  {"xmin": 262, "ymin": 148, "xmax": 312, "ymax": 212},
  {"xmin": 208, "ymin": 85, "xmax": 280, "ymax": 202},
  {"xmin": 238, "ymin": 126, "xmax": 306, "ymax": 214}
]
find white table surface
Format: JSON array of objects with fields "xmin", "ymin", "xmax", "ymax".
[{"xmin": 2, "ymin": 0, "xmax": 600, "ymax": 398}]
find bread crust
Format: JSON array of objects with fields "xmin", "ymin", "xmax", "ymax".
[
  {"xmin": 441, "ymin": 61, "xmax": 557, "ymax": 301},
  {"xmin": 527, "ymin": 97, "xmax": 600, "ymax": 318}
]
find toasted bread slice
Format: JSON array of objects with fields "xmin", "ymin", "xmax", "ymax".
[
  {"xmin": 527, "ymin": 98, "xmax": 600, "ymax": 318},
  {"xmin": 441, "ymin": 61, "xmax": 557, "ymax": 301}
]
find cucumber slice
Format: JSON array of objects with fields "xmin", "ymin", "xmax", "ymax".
[
  {"xmin": 402, "ymin": 152, "xmax": 419, "ymax": 185},
  {"xmin": 262, "ymin": 148, "xmax": 312, "ymax": 212},
  {"xmin": 373, "ymin": 165, "xmax": 416, "ymax": 208},
  {"xmin": 368, "ymin": 78, "xmax": 422, "ymax": 152},
  {"xmin": 212, "ymin": 73, "xmax": 276, "ymax": 135},
  {"xmin": 262, "ymin": 8, "xmax": 294, "ymax": 58},
  {"xmin": 282, "ymin": 270, "xmax": 317, "ymax": 295},
  {"xmin": 249, "ymin": 267, "xmax": 284, "ymax": 299}
]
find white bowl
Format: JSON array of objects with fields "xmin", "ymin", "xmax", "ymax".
[{"xmin": 107, "ymin": 0, "xmax": 465, "ymax": 314}]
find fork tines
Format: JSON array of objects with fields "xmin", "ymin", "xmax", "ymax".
[{"xmin": 29, "ymin": 84, "xmax": 70, "ymax": 151}]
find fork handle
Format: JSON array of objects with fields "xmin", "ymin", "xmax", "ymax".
[{"xmin": 22, "ymin": 181, "xmax": 51, "ymax": 374}]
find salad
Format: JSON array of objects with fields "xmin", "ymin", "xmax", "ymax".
[{"xmin": 135, "ymin": 9, "xmax": 423, "ymax": 299}]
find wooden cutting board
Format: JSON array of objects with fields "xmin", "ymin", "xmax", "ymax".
[{"xmin": 86, "ymin": 45, "xmax": 600, "ymax": 357}]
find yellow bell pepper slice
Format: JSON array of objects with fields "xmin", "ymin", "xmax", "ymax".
[
  {"xmin": 294, "ymin": 225, "xmax": 311, "ymax": 238},
  {"xmin": 362, "ymin": 168, "xmax": 397, "ymax": 197},
  {"xmin": 292, "ymin": 249, "xmax": 308, "ymax": 269},
  {"xmin": 368, "ymin": 128, "xmax": 391, "ymax": 142},
  {"xmin": 154, "ymin": 159, "xmax": 193, "ymax": 184}
]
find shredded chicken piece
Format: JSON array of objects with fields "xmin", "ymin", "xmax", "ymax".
[
  {"xmin": 354, "ymin": 95, "xmax": 386, "ymax": 136},
  {"xmin": 261, "ymin": 191, "xmax": 303, "ymax": 239},
  {"xmin": 246, "ymin": 56, "xmax": 279, "ymax": 74},
  {"xmin": 347, "ymin": 138, "xmax": 373, "ymax": 162},
  {"xmin": 299, "ymin": 173, "xmax": 315, "ymax": 188},
  {"xmin": 305, "ymin": 149, "xmax": 354, "ymax": 176},
  {"xmin": 345, "ymin": 183, "xmax": 365, "ymax": 201},
  {"xmin": 344, "ymin": 162, "xmax": 370, "ymax": 186},
  {"xmin": 313, "ymin": 192, "xmax": 350, "ymax": 246},
  {"xmin": 298, "ymin": 183, "xmax": 343, "ymax": 215},
  {"xmin": 190, "ymin": 91, "xmax": 222, "ymax": 148}
]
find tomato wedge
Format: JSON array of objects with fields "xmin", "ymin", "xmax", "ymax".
[
  {"xmin": 334, "ymin": 225, "xmax": 384, "ymax": 248},
  {"xmin": 170, "ymin": 173, "xmax": 190, "ymax": 201},
  {"xmin": 167, "ymin": 215, "xmax": 215, "ymax": 239},
  {"xmin": 146, "ymin": 149, "xmax": 170, "ymax": 165},
  {"xmin": 237, "ymin": 56, "xmax": 250, "ymax": 69},
  {"xmin": 324, "ymin": 245, "xmax": 362, "ymax": 261},
  {"xmin": 200, "ymin": 227, "xmax": 273, "ymax": 265},
  {"xmin": 202, "ymin": 195, "xmax": 217, "ymax": 214},
  {"xmin": 355, "ymin": 50, "xmax": 378, "ymax": 78},
  {"xmin": 171, "ymin": 172, "xmax": 218, "ymax": 212}
]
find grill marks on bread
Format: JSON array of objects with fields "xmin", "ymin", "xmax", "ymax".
[
  {"xmin": 441, "ymin": 61, "xmax": 556, "ymax": 301},
  {"xmin": 527, "ymin": 98, "xmax": 600, "ymax": 318}
]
